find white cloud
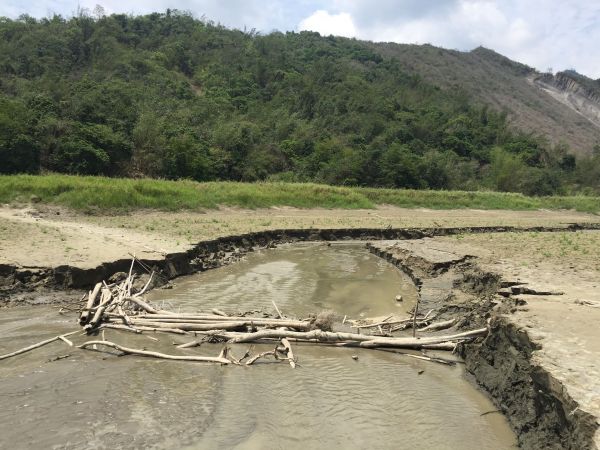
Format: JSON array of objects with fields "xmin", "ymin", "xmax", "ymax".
[
  {"xmin": 296, "ymin": 1, "xmax": 600, "ymax": 78},
  {"xmin": 298, "ymin": 10, "xmax": 356, "ymax": 37}
]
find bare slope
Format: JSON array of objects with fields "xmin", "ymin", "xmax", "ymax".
[{"xmin": 370, "ymin": 44, "xmax": 600, "ymax": 154}]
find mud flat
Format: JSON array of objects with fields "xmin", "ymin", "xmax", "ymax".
[
  {"xmin": 1, "ymin": 205, "xmax": 600, "ymax": 448},
  {"xmin": 0, "ymin": 244, "xmax": 517, "ymax": 449},
  {"xmin": 368, "ymin": 237, "xmax": 600, "ymax": 449}
]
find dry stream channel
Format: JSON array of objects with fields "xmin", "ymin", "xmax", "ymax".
[{"xmin": 0, "ymin": 243, "xmax": 517, "ymax": 449}]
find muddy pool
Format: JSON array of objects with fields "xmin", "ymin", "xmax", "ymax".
[{"xmin": 0, "ymin": 243, "xmax": 517, "ymax": 449}]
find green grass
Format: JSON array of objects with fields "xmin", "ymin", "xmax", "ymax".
[{"xmin": 0, "ymin": 174, "xmax": 599, "ymax": 213}]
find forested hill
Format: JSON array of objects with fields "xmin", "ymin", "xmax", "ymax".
[{"xmin": 1, "ymin": 11, "xmax": 599, "ymax": 195}]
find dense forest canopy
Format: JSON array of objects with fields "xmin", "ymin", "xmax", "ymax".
[{"xmin": 0, "ymin": 10, "xmax": 599, "ymax": 195}]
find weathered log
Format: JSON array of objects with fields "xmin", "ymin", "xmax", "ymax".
[
  {"xmin": 355, "ymin": 310, "xmax": 435, "ymax": 330},
  {"xmin": 420, "ymin": 342, "xmax": 459, "ymax": 351},
  {"xmin": 0, "ymin": 330, "xmax": 80, "ymax": 361},
  {"xmin": 79, "ymin": 282, "xmax": 102, "ymax": 325},
  {"xmin": 124, "ymin": 297, "xmax": 173, "ymax": 315},
  {"xmin": 245, "ymin": 348, "xmax": 279, "ymax": 365},
  {"xmin": 129, "ymin": 320, "xmax": 249, "ymax": 331},
  {"xmin": 281, "ymin": 338, "xmax": 296, "ymax": 368},
  {"xmin": 58, "ymin": 335, "xmax": 74, "ymax": 347},
  {"xmin": 126, "ymin": 258, "xmax": 135, "ymax": 297},
  {"xmin": 420, "ymin": 318, "xmax": 456, "ymax": 332},
  {"xmin": 99, "ymin": 323, "xmax": 189, "ymax": 335},
  {"xmin": 88, "ymin": 288, "xmax": 114, "ymax": 328},
  {"xmin": 129, "ymin": 313, "xmax": 301, "ymax": 323},
  {"xmin": 117, "ymin": 304, "xmax": 133, "ymax": 327},
  {"xmin": 376, "ymin": 348, "xmax": 458, "ymax": 366},
  {"xmin": 355, "ymin": 317, "xmax": 407, "ymax": 329},
  {"xmin": 359, "ymin": 329, "xmax": 487, "ymax": 348},
  {"xmin": 132, "ymin": 271, "xmax": 155, "ymax": 297},
  {"xmin": 78, "ymin": 340, "xmax": 230, "ymax": 364},
  {"xmin": 123, "ymin": 313, "xmax": 230, "ymax": 320},
  {"xmin": 129, "ymin": 317, "xmax": 311, "ymax": 330},
  {"xmin": 182, "ymin": 327, "xmax": 487, "ymax": 349},
  {"xmin": 228, "ymin": 347, "xmax": 252, "ymax": 364}
]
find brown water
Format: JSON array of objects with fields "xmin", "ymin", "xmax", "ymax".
[
  {"xmin": 149, "ymin": 242, "xmax": 418, "ymax": 317},
  {"xmin": 0, "ymin": 243, "xmax": 517, "ymax": 449}
]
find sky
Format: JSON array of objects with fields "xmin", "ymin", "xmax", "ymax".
[{"xmin": 1, "ymin": 0, "xmax": 599, "ymax": 79}]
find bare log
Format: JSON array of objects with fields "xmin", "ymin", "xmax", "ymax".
[
  {"xmin": 117, "ymin": 304, "xmax": 133, "ymax": 327},
  {"xmin": 355, "ymin": 311, "xmax": 435, "ymax": 329},
  {"xmin": 228, "ymin": 347, "xmax": 251, "ymax": 365},
  {"xmin": 359, "ymin": 328, "xmax": 487, "ymax": 349},
  {"xmin": 126, "ymin": 258, "xmax": 135, "ymax": 296},
  {"xmin": 211, "ymin": 308, "xmax": 228, "ymax": 317},
  {"xmin": 184, "ymin": 327, "xmax": 487, "ymax": 349},
  {"xmin": 281, "ymin": 338, "xmax": 296, "ymax": 368},
  {"xmin": 78, "ymin": 340, "xmax": 230, "ymax": 364},
  {"xmin": 245, "ymin": 347, "xmax": 279, "ymax": 366},
  {"xmin": 0, "ymin": 330, "xmax": 80, "ymax": 361},
  {"xmin": 88, "ymin": 289, "xmax": 114, "ymax": 328},
  {"xmin": 99, "ymin": 323, "xmax": 189, "ymax": 335},
  {"xmin": 420, "ymin": 342, "xmax": 459, "ymax": 351},
  {"xmin": 130, "ymin": 317, "xmax": 311, "ymax": 330},
  {"xmin": 132, "ymin": 271, "xmax": 155, "ymax": 297},
  {"xmin": 130, "ymin": 313, "xmax": 307, "ymax": 323},
  {"xmin": 355, "ymin": 317, "xmax": 407, "ymax": 329},
  {"xmin": 124, "ymin": 297, "xmax": 173, "ymax": 315},
  {"xmin": 98, "ymin": 323, "xmax": 142, "ymax": 334},
  {"xmin": 129, "ymin": 320, "xmax": 248, "ymax": 331},
  {"xmin": 79, "ymin": 282, "xmax": 102, "ymax": 325},
  {"xmin": 124, "ymin": 313, "xmax": 230, "ymax": 320},
  {"xmin": 271, "ymin": 300, "xmax": 284, "ymax": 319},
  {"xmin": 177, "ymin": 339, "xmax": 203, "ymax": 349},
  {"xmin": 376, "ymin": 348, "xmax": 458, "ymax": 366},
  {"xmin": 218, "ymin": 346, "xmax": 229, "ymax": 359},
  {"xmin": 420, "ymin": 318, "xmax": 456, "ymax": 332}
]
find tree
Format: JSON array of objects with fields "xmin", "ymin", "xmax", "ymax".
[{"xmin": 50, "ymin": 138, "xmax": 109, "ymax": 174}]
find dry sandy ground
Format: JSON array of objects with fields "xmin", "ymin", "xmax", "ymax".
[{"xmin": 1, "ymin": 204, "xmax": 599, "ymax": 268}]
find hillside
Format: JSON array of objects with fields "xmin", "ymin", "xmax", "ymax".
[
  {"xmin": 1, "ymin": 11, "xmax": 600, "ymax": 195},
  {"xmin": 372, "ymin": 44, "xmax": 600, "ymax": 154}
]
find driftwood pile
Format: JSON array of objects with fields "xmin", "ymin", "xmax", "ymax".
[{"xmin": 1, "ymin": 258, "xmax": 488, "ymax": 367}]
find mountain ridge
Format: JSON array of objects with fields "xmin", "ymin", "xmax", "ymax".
[{"xmin": 367, "ymin": 42, "xmax": 600, "ymax": 153}]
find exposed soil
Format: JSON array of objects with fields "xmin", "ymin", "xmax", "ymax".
[
  {"xmin": 2, "ymin": 205, "xmax": 599, "ymax": 269},
  {"xmin": 369, "ymin": 238, "xmax": 600, "ymax": 449}
]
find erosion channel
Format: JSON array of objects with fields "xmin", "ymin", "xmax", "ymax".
[{"xmin": 0, "ymin": 242, "xmax": 517, "ymax": 449}]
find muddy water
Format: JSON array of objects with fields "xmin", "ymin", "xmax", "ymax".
[
  {"xmin": 149, "ymin": 242, "xmax": 419, "ymax": 317},
  {"xmin": 0, "ymin": 243, "xmax": 517, "ymax": 449}
]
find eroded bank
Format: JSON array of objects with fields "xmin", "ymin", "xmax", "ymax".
[{"xmin": 1, "ymin": 224, "xmax": 599, "ymax": 449}]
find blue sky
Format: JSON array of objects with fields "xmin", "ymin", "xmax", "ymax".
[{"xmin": 1, "ymin": 0, "xmax": 599, "ymax": 78}]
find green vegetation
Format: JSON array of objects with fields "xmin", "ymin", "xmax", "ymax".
[
  {"xmin": 1, "ymin": 174, "xmax": 598, "ymax": 213},
  {"xmin": 0, "ymin": 11, "xmax": 599, "ymax": 195}
]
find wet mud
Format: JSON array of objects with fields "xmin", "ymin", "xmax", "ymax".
[
  {"xmin": 0, "ymin": 244, "xmax": 516, "ymax": 449},
  {"xmin": 3, "ymin": 224, "xmax": 600, "ymax": 448}
]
